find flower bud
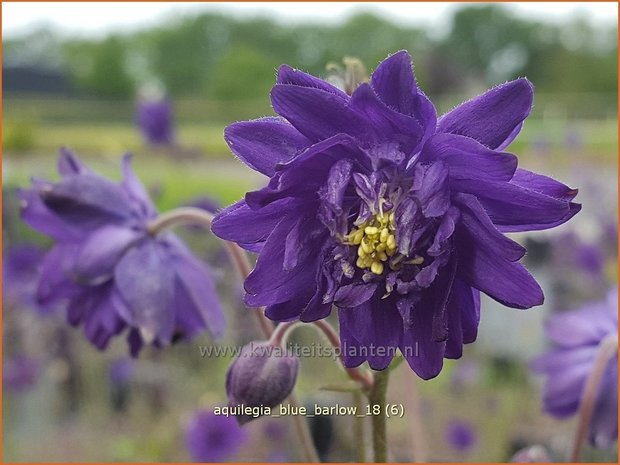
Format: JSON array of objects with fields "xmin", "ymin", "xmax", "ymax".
[{"xmin": 225, "ymin": 341, "xmax": 299, "ymax": 424}]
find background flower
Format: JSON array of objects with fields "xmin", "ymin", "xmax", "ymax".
[
  {"xmin": 531, "ymin": 288, "xmax": 618, "ymax": 448},
  {"xmin": 19, "ymin": 149, "xmax": 225, "ymax": 354},
  {"xmin": 184, "ymin": 409, "xmax": 248, "ymax": 462}
]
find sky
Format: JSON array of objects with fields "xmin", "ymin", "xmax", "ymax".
[{"xmin": 3, "ymin": 2, "xmax": 618, "ymax": 39}]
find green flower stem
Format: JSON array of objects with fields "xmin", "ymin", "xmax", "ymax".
[
  {"xmin": 353, "ymin": 390, "xmax": 367, "ymax": 462},
  {"xmin": 147, "ymin": 207, "xmax": 319, "ymax": 462},
  {"xmin": 369, "ymin": 368, "xmax": 391, "ymax": 462},
  {"xmin": 569, "ymin": 334, "xmax": 618, "ymax": 462}
]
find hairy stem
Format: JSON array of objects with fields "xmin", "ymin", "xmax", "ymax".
[
  {"xmin": 569, "ymin": 334, "xmax": 618, "ymax": 462},
  {"xmin": 270, "ymin": 320, "xmax": 374, "ymax": 391},
  {"xmin": 369, "ymin": 369, "xmax": 390, "ymax": 462},
  {"xmin": 147, "ymin": 207, "xmax": 319, "ymax": 462}
]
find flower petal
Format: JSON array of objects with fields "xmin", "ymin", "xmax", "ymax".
[
  {"xmin": 399, "ymin": 293, "xmax": 446, "ymax": 379},
  {"xmin": 339, "ymin": 299, "xmax": 402, "ymax": 370},
  {"xmin": 334, "ymin": 283, "xmax": 378, "ymax": 308},
  {"xmin": 456, "ymin": 223, "xmax": 544, "ymax": 309},
  {"xmin": 19, "ymin": 184, "xmax": 81, "ymax": 241},
  {"xmin": 452, "ymin": 178, "xmax": 578, "ymax": 232},
  {"xmin": 437, "ymin": 78, "xmax": 534, "ymax": 150},
  {"xmin": 73, "ymin": 225, "xmax": 142, "ymax": 285},
  {"xmin": 114, "ymin": 239, "xmax": 175, "ymax": 344},
  {"xmin": 420, "ymin": 133, "xmax": 517, "ymax": 182},
  {"xmin": 454, "ymin": 193, "xmax": 526, "ymax": 262},
  {"xmin": 277, "ymin": 65, "xmax": 348, "ymax": 98},
  {"xmin": 58, "ymin": 147, "xmax": 91, "ymax": 177},
  {"xmin": 271, "ymin": 84, "xmax": 374, "ymax": 143},
  {"xmin": 212, "ymin": 198, "xmax": 301, "ymax": 250},
  {"xmin": 224, "ymin": 117, "xmax": 310, "ymax": 177},
  {"xmin": 122, "ymin": 154, "xmax": 157, "ymax": 217},
  {"xmin": 172, "ymin": 250, "xmax": 226, "ymax": 339}
]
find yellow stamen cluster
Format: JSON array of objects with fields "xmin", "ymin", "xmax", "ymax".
[{"xmin": 344, "ymin": 211, "xmax": 397, "ymax": 275}]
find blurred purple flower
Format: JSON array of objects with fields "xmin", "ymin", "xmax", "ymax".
[
  {"xmin": 185, "ymin": 410, "xmax": 248, "ymax": 462},
  {"xmin": 108, "ymin": 358, "xmax": 134, "ymax": 385},
  {"xmin": 531, "ymin": 288, "xmax": 618, "ymax": 448},
  {"xmin": 3, "ymin": 356, "xmax": 39, "ymax": 392},
  {"xmin": 136, "ymin": 98, "xmax": 175, "ymax": 146},
  {"xmin": 19, "ymin": 149, "xmax": 225, "ymax": 355},
  {"xmin": 212, "ymin": 50, "xmax": 580, "ymax": 378},
  {"xmin": 449, "ymin": 359, "xmax": 480, "ymax": 392},
  {"xmin": 3, "ymin": 244, "xmax": 47, "ymax": 310},
  {"xmin": 551, "ymin": 231, "xmax": 605, "ymax": 279},
  {"xmin": 446, "ymin": 419, "xmax": 477, "ymax": 452}
]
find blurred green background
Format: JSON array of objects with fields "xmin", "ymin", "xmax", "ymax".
[{"xmin": 2, "ymin": 2, "xmax": 618, "ymax": 463}]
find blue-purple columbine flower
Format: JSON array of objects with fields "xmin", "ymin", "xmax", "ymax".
[
  {"xmin": 531, "ymin": 288, "xmax": 618, "ymax": 448},
  {"xmin": 19, "ymin": 148, "xmax": 225, "ymax": 355},
  {"xmin": 136, "ymin": 98, "xmax": 175, "ymax": 146},
  {"xmin": 446, "ymin": 419, "xmax": 477, "ymax": 452},
  {"xmin": 212, "ymin": 51, "xmax": 580, "ymax": 378},
  {"xmin": 184, "ymin": 409, "xmax": 249, "ymax": 462}
]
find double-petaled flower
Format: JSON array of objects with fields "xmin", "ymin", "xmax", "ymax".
[
  {"xmin": 212, "ymin": 50, "xmax": 579, "ymax": 378},
  {"xmin": 20, "ymin": 149, "xmax": 225, "ymax": 354}
]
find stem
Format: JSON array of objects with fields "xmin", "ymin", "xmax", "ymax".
[
  {"xmin": 369, "ymin": 369, "xmax": 390, "ymax": 462},
  {"xmin": 569, "ymin": 335, "xmax": 618, "ymax": 462},
  {"xmin": 147, "ymin": 207, "xmax": 319, "ymax": 461},
  {"xmin": 270, "ymin": 320, "xmax": 374, "ymax": 391},
  {"xmin": 353, "ymin": 390, "xmax": 367, "ymax": 462}
]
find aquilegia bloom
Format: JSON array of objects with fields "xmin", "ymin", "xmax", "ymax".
[
  {"xmin": 531, "ymin": 288, "xmax": 618, "ymax": 448},
  {"xmin": 212, "ymin": 51, "xmax": 579, "ymax": 378},
  {"xmin": 136, "ymin": 98, "xmax": 175, "ymax": 146},
  {"xmin": 185, "ymin": 409, "xmax": 249, "ymax": 462},
  {"xmin": 19, "ymin": 149, "xmax": 225, "ymax": 354}
]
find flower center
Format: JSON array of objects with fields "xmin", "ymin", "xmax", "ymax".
[{"xmin": 344, "ymin": 210, "xmax": 397, "ymax": 275}]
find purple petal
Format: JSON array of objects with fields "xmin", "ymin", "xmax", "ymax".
[
  {"xmin": 415, "ymin": 162, "xmax": 450, "ymax": 218},
  {"xmin": 122, "ymin": 154, "xmax": 157, "ymax": 217},
  {"xmin": 420, "ymin": 133, "xmax": 518, "ymax": 182},
  {"xmin": 399, "ymin": 294, "xmax": 446, "ymax": 379},
  {"xmin": 36, "ymin": 244, "xmax": 81, "ymax": 305},
  {"xmin": 40, "ymin": 174, "xmax": 133, "ymax": 227},
  {"xmin": 452, "ymin": 178, "xmax": 578, "ymax": 233},
  {"xmin": 339, "ymin": 299, "xmax": 402, "ymax": 370},
  {"xmin": 437, "ymin": 78, "xmax": 534, "ymax": 150},
  {"xmin": 225, "ymin": 117, "xmax": 310, "ymax": 177},
  {"xmin": 271, "ymin": 84, "xmax": 374, "ymax": 143},
  {"xmin": 338, "ymin": 310, "xmax": 368, "ymax": 368},
  {"xmin": 212, "ymin": 198, "xmax": 301, "ymax": 250},
  {"xmin": 456, "ymin": 224, "xmax": 544, "ymax": 309},
  {"xmin": 454, "ymin": 193, "xmax": 526, "ymax": 262},
  {"xmin": 172, "ymin": 251, "xmax": 226, "ymax": 339},
  {"xmin": 510, "ymin": 169, "xmax": 578, "ymax": 202},
  {"xmin": 58, "ymin": 147, "xmax": 91, "ymax": 177},
  {"xmin": 19, "ymin": 185, "xmax": 80, "ymax": 241},
  {"xmin": 334, "ymin": 283, "xmax": 378, "ymax": 308},
  {"xmin": 73, "ymin": 225, "xmax": 142, "ymax": 285},
  {"xmin": 114, "ymin": 240, "xmax": 175, "ymax": 344},
  {"xmin": 277, "ymin": 65, "xmax": 348, "ymax": 98}
]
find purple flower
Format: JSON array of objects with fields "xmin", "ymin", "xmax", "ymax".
[
  {"xmin": 136, "ymin": 98, "xmax": 175, "ymax": 146},
  {"xmin": 226, "ymin": 341, "xmax": 299, "ymax": 424},
  {"xmin": 212, "ymin": 51, "xmax": 580, "ymax": 378},
  {"xmin": 19, "ymin": 148, "xmax": 225, "ymax": 355},
  {"xmin": 108, "ymin": 358, "xmax": 134, "ymax": 385},
  {"xmin": 445, "ymin": 419, "xmax": 477, "ymax": 452},
  {"xmin": 531, "ymin": 288, "xmax": 618, "ymax": 448},
  {"xmin": 3, "ymin": 356, "xmax": 40, "ymax": 392},
  {"xmin": 2, "ymin": 244, "xmax": 47, "ymax": 310},
  {"xmin": 185, "ymin": 409, "xmax": 248, "ymax": 462}
]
